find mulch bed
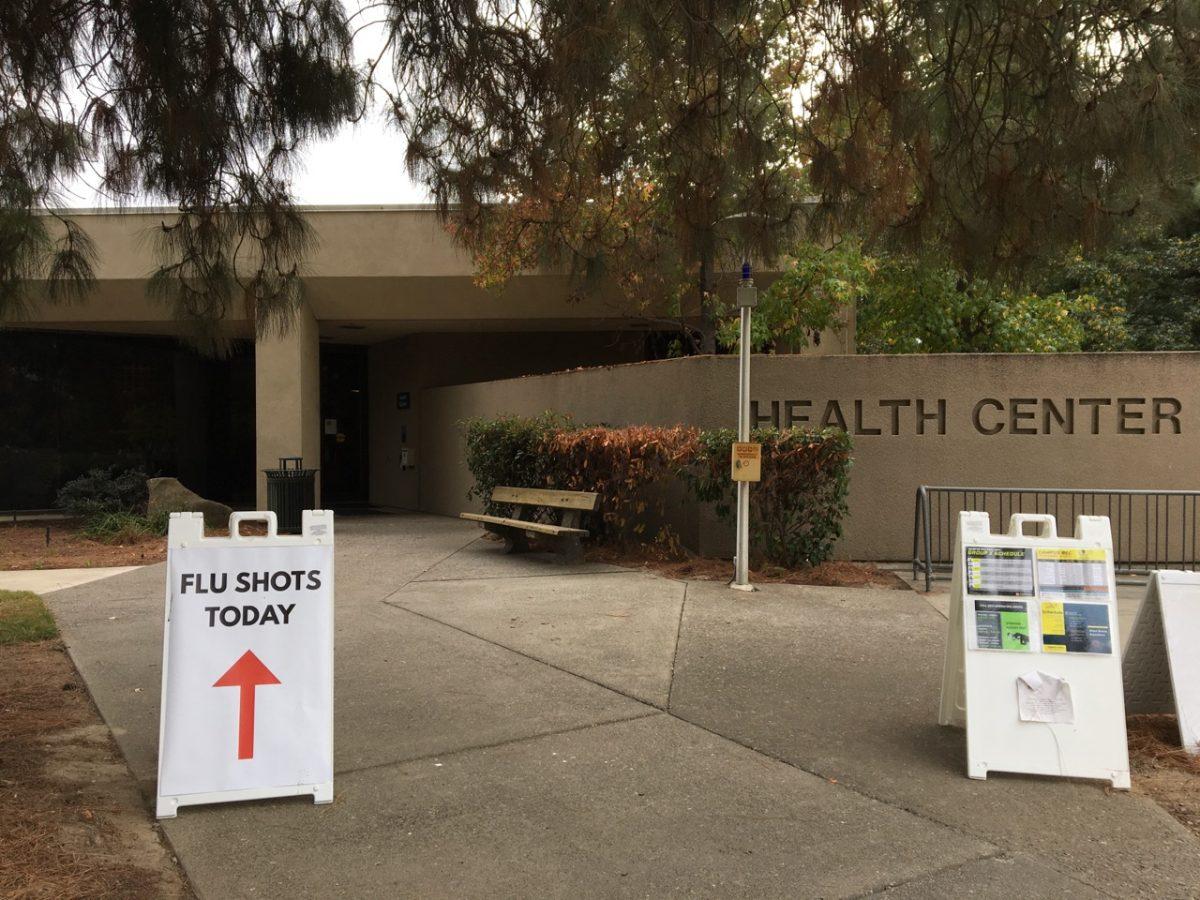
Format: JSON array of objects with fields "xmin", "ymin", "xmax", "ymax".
[
  {"xmin": 584, "ymin": 543, "xmax": 910, "ymax": 589},
  {"xmin": 1, "ymin": 521, "xmax": 165, "ymax": 571},
  {"xmin": 0, "ymin": 639, "xmax": 190, "ymax": 897},
  {"xmin": 1127, "ymin": 714, "xmax": 1200, "ymax": 839},
  {"xmin": 1, "ymin": 520, "xmax": 267, "ymax": 571}
]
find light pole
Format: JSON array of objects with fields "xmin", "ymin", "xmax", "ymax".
[{"xmin": 731, "ymin": 261, "xmax": 757, "ymax": 592}]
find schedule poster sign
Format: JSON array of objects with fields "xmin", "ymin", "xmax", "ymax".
[
  {"xmin": 965, "ymin": 546, "xmax": 1034, "ymax": 596},
  {"xmin": 157, "ymin": 513, "xmax": 334, "ymax": 818},
  {"xmin": 940, "ymin": 511, "xmax": 1130, "ymax": 788},
  {"xmin": 1035, "ymin": 548, "xmax": 1112, "ymax": 600}
]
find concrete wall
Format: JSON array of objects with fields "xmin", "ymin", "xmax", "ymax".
[
  {"xmin": 255, "ymin": 304, "xmax": 321, "ymax": 506},
  {"xmin": 419, "ymin": 353, "xmax": 1197, "ymax": 560},
  {"xmin": 368, "ymin": 330, "xmax": 654, "ymax": 510}
]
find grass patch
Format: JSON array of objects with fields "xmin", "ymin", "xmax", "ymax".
[{"xmin": 0, "ymin": 590, "xmax": 58, "ymax": 644}]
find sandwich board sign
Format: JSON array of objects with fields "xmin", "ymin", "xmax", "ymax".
[
  {"xmin": 156, "ymin": 510, "xmax": 334, "ymax": 818},
  {"xmin": 938, "ymin": 511, "xmax": 1130, "ymax": 788},
  {"xmin": 1123, "ymin": 571, "xmax": 1200, "ymax": 755}
]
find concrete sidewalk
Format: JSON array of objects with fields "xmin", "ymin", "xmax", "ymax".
[
  {"xmin": 0, "ymin": 565, "xmax": 141, "ymax": 594},
  {"xmin": 43, "ymin": 513, "xmax": 1200, "ymax": 898}
]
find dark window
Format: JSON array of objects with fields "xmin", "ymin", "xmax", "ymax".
[{"xmin": 0, "ymin": 331, "xmax": 254, "ymax": 509}]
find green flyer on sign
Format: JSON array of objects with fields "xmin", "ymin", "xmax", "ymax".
[{"xmin": 973, "ymin": 599, "xmax": 1032, "ymax": 651}]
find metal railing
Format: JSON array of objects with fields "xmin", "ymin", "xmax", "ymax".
[
  {"xmin": 1, "ymin": 508, "xmax": 68, "ymax": 524},
  {"xmin": 912, "ymin": 486, "xmax": 1200, "ymax": 591}
]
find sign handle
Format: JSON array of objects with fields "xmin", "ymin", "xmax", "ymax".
[
  {"xmin": 229, "ymin": 511, "xmax": 279, "ymax": 540},
  {"xmin": 1007, "ymin": 514, "xmax": 1057, "ymax": 539}
]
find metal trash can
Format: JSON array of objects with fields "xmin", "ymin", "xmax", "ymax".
[{"xmin": 264, "ymin": 457, "xmax": 317, "ymax": 534}]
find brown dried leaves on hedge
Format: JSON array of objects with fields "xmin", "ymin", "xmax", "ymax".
[
  {"xmin": 546, "ymin": 425, "xmax": 697, "ymax": 545},
  {"xmin": 463, "ymin": 415, "xmax": 853, "ymax": 565}
]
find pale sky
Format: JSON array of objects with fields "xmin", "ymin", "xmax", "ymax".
[
  {"xmin": 277, "ymin": 112, "xmax": 431, "ymax": 206},
  {"xmin": 65, "ymin": 114, "xmax": 430, "ymax": 208},
  {"xmin": 65, "ymin": 2, "xmax": 432, "ymax": 209}
]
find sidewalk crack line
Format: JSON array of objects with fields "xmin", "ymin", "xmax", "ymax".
[
  {"xmin": 666, "ymin": 582, "xmax": 688, "ymax": 711},
  {"xmin": 336, "ymin": 710, "xmax": 664, "ymax": 777}
]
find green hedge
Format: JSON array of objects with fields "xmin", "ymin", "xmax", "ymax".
[
  {"xmin": 463, "ymin": 413, "xmax": 566, "ymax": 514},
  {"xmin": 462, "ymin": 415, "xmax": 853, "ymax": 567},
  {"xmin": 687, "ymin": 427, "xmax": 852, "ymax": 567}
]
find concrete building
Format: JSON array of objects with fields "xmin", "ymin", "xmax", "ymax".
[
  {"xmin": 5, "ymin": 206, "xmax": 1196, "ymax": 564},
  {"xmin": 1, "ymin": 206, "xmax": 849, "ymax": 513}
]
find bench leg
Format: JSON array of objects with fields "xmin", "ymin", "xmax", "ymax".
[
  {"xmin": 555, "ymin": 535, "xmax": 583, "ymax": 564},
  {"xmin": 503, "ymin": 530, "xmax": 531, "ymax": 554}
]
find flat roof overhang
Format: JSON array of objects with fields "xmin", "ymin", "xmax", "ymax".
[{"xmin": 4, "ymin": 205, "xmax": 774, "ymax": 343}]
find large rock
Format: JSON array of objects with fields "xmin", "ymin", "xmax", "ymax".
[{"xmin": 147, "ymin": 477, "xmax": 233, "ymax": 530}]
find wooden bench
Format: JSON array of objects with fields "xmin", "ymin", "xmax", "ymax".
[{"xmin": 461, "ymin": 486, "xmax": 599, "ymax": 563}]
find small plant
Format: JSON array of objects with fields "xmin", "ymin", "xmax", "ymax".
[
  {"xmin": 56, "ymin": 467, "xmax": 149, "ymax": 518},
  {"xmin": 80, "ymin": 510, "xmax": 164, "ymax": 544}
]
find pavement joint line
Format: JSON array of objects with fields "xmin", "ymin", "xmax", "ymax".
[
  {"xmin": 665, "ymin": 582, "xmax": 689, "ymax": 711},
  {"xmin": 847, "ymin": 850, "xmax": 1009, "ymax": 899},
  {"xmin": 920, "ymin": 594, "xmax": 949, "ymax": 619},
  {"xmin": 378, "ymin": 599, "xmax": 962, "ymax": 821},
  {"xmin": 376, "ymin": 533, "xmax": 483, "ymax": 603},
  {"xmin": 411, "ymin": 568, "xmax": 643, "ymax": 584},
  {"xmin": 851, "ymin": 849, "xmax": 1118, "ymax": 900},
  {"xmin": 333, "ymin": 710, "xmax": 666, "ymax": 778},
  {"xmin": 379, "ymin": 590, "xmax": 1133, "ymax": 896},
  {"xmin": 381, "ymin": 597, "xmax": 670, "ymax": 710},
  {"xmin": 660, "ymin": 712, "xmax": 1124, "ymax": 899}
]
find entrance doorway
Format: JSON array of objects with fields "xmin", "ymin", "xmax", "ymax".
[{"xmin": 319, "ymin": 345, "xmax": 369, "ymax": 509}]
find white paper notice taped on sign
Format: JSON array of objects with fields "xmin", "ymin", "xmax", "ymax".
[{"xmin": 1017, "ymin": 671, "xmax": 1075, "ymax": 724}]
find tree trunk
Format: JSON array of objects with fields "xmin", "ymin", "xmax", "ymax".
[{"xmin": 698, "ymin": 251, "xmax": 717, "ymax": 353}]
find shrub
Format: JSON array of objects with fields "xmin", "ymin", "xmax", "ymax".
[
  {"xmin": 687, "ymin": 427, "xmax": 853, "ymax": 568},
  {"xmin": 463, "ymin": 414, "xmax": 854, "ymax": 566},
  {"xmin": 462, "ymin": 413, "xmax": 567, "ymax": 513},
  {"xmin": 463, "ymin": 415, "xmax": 693, "ymax": 542},
  {"xmin": 546, "ymin": 425, "xmax": 697, "ymax": 544},
  {"xmin": 56, "ymin": 467, "xmax": 149, "ymax": 517},
  {"xmin": 80, "ymin": 510, "xmax": 167, "ymax": 544}
]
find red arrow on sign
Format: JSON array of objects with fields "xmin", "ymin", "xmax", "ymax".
[{"xmin": 214, "ymin": 650, "xmax": 281, "ymax": 760}]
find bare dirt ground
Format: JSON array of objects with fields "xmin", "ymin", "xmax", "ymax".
[
  {"xmin": 585, "ymin": 543, "xmax": 910, "ymax": 589},
  {"xmin": 1127, "ymin": 715, "xmax": 1200, "ymax": 841},
  {"xmin": 1, "ymin": 521, "xmax": 165, "ymax": 571},
  {"xmin": 0, "ymin": 639, "xmax": 190, "ymax": 898}
]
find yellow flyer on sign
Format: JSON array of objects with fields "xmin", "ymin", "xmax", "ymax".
[
  {"xmin": 1041, "ymin": 602, "xmax": 1067, "ymax": 653},
  {"xmin": 1041, "ymin": 599, "xmax": 1114, "ymax": 654}
]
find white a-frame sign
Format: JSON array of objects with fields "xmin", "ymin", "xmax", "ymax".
[
  {"xmin": 939, "ymin": 511, "xmax": 1130, "ymax": 788},
  {"xmin": 1123, "ymin": 571, "xmax": 1200, "ymax": 755},
  {"xmin": 157, "ymin": 510, "xmax": 335, "ymax": 818}
]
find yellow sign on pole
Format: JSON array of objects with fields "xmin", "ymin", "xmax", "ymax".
[{"xmin": 731, "ymin": 442, "xmax": 762, "ymax": 482}]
